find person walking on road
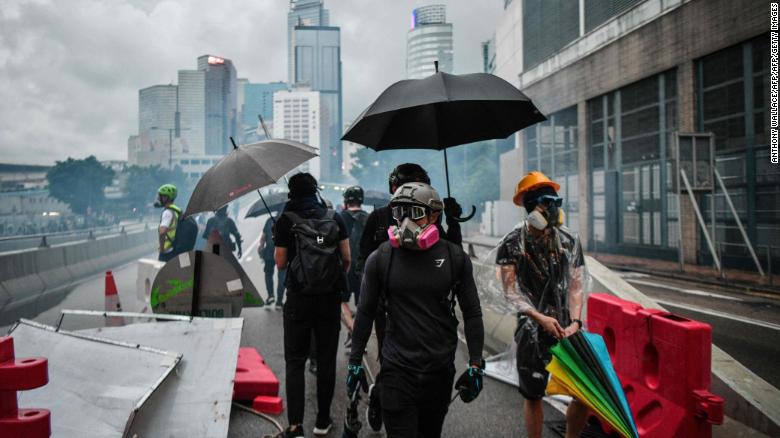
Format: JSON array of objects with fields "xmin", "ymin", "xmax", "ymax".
[
  {"xmin": 259, "ymin": 211, "xmax": 285, "ymax": 307},
  {"xmin": 347, "ymin": 182, "xmax": 485, "ymax": 438},
  {"xmin": 274, "ymin": 172, "xmax": 351, "ymax": 438},
  {"xmin": 155, "ymin": 184, "xmax": 180, "ymax": 263},
  {"xmin": 203, "ymin": 205, "xmax": 243, "ymax": 258},
  {"xmin": 356, "ymin": 163, "xmax": 465, "ymax": 431},
  {"xmin": 339, "ymin": 185, "xmax": 368, "ymax": 343},
  {"xmin": 496, "ymin": 171, "xmax": 588, "ymax": 438}
]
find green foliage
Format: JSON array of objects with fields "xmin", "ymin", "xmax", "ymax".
[
  {"xmin": 46, "ymin": 156, "xmax": 114, "ymax": 215},
  {"xmin": 124, "ymin": 165, "xmax": 189, "ymax": 212}
]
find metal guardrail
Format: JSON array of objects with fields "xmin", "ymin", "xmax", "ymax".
[{"xmin": 0, "ymin": 222, "xmax": 151, "ymax": 253}]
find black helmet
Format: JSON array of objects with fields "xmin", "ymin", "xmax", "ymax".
[
  {"xmin": 343, "ymin": 186, "xmax": 364, "ymax": 205},
  {"xmin": 388, "ymin": 163, "xmax": 430, "ymax": 194}
]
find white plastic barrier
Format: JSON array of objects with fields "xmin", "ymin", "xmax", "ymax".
[{"xmin": 136, "ymin": 258, "xmax": 165, "ymax": 310}]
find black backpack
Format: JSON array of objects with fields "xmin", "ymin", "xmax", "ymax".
[
  {"xmin": 171, "ymin": 208, "xmax": 198, "ymax": 256},
  {"xmin": 285, "ymin": 209, "xmax": 343, "ymax": 294}
]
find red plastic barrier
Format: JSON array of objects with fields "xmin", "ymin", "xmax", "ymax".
[
  {"xmin": 234, "ymin": 347, "xmax": 280, "ymax": 401},
  {"xmin": 252, "ymin": 395, "xmax": 284, "ymax": 415},
  {"xmin": 587, "ymin": 293, "xmax": 723, "ymax": 437},
  {"xmin": 0, "ymin": 337, "xmax": 51, "ymax": 438}
]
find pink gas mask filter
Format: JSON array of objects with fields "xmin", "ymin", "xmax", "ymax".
[{"xmin": 388, "ymin": 217, "xmax": 440, "ymax": 250}]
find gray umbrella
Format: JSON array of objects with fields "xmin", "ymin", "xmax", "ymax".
[
  {"xmin": 244, "ymin": 190, "xmax": 289, "ymax": 219},
  {"xmin": 183, "ymin": 139, "xmax": 317, "ymax": 218}
]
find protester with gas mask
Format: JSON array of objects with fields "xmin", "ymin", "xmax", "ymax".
[
  {"xmin": 496, "ymin": 171, "xmax": 588, "ymax": 438},
  {"xmin": 347, "ymin": 182, "xmax": 485, "ymax": 438},
  {"xmin": 155, "ymin": 183, "xmax": 180, "ymax": 262},
  {"xmin": 356, "ymin": 163, "xmax": 463, "ymax": 431},
  {"xmin": 203, "ymin": 205, "xmax": 243, "ymax": 258}
]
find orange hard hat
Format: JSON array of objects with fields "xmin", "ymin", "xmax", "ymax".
[{"xmin": 512, "ymin": 171, "xmax": 560, "ymax": 207}]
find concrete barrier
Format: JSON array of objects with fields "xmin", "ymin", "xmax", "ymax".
[
  {"xmin": 34, "ymin": 246, "xmax": 74, "ymax": 293},
  {"xmin": 0, "ymin": 250, "xmax": 45, "ymax": 309},
  {"xmin": 0, "ymin": 229, "xmax": 157, "ymax": 315},
  {"xmin": 136, "ymin": 258, "xmax": 164, "ymax": 309}
]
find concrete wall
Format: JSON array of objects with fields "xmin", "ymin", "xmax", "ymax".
[{"xmin": 0, "ymin": 229, "xmax": 156, "ymax": 314}]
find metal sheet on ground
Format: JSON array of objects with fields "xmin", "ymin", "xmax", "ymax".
[
  {"xmin": 151, "ymin": 250, "xmax": 244, "ymax": 317},
  {"xmin": 76, "ymin": 314, "xmax": 244, "ymax": 438},
  {"xmin": 9, "ymin": 320, "xmax": 181, "ymax": 438}
]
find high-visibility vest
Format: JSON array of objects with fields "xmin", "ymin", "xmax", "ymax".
[{"xmin": 161, "ymin": 204, "xmax": 181, "ymax": 252}]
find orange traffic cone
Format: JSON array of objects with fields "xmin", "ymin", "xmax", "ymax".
[{"xmin": 104, "ymin": 270, "xmax": 125, "ymax": 327}]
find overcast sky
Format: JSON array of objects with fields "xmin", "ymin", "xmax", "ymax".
[{"xmin": 0, "ymin": 0, "xmax": 503, "ymax": 165}]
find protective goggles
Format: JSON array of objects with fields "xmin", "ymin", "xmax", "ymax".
[
  {"xmin": 536, "ymin": 195, "xmax": 563, "ymax": 208},
  {"xmin": 391, "ymin": 204, "xmax": 428, "ymax": 221}
]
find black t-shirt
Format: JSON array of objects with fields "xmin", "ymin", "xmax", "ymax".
[
  {"xmin": 273, "ymin": 197, "xmax": 348, "ymax": 263},
  {"xmin": 349, "ymin": 240, "xmax": 484, "ymax": 372}
]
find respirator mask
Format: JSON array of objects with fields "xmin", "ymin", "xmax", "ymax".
[
  {"xmin": 388, "ymin": 204, "xmax": 440, "ymax": 250},
  {"xmin": 527, "ymin": 195, "xmax": 565, "ymax": 230},
  {"xmin": 153, "ymin": 195, "xmax": 165, "ymax": 208}
]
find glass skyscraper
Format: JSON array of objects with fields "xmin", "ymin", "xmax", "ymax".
[
  {"xmin": 198, "ymin": 55, "xmax": 238, "ymax": 156},
  {"xmin": 406, "ymin": 5, "xmax": 453, "ymax": 79},
  {"xmin": 138, "ymin": 85, "xmax": 177, "ymax": 145},
  {"xmin": 241, "ymin": 81, "xmax": 287, "ymax": 128},
  {"xmin": 288, "ymin": 0, "xmax": 342, "ymax": 182},
  {"xmin": 177, "ymin": 69, "xmax": 205, "ymax": 155}
]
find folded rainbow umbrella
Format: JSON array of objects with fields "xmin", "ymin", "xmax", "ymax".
[{"xmin": 546, "ymin": 331, "xmax": 639, "ymax": 438}]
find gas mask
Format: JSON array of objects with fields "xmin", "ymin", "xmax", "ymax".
[
  {"xmin": 388, "ymin": 217, "xmax": 440, "ymax": 250},
  {"xmin": 527, "ymin": 206, "xmax": 565, "ymax": 230},
  {"xmin": 153, "ymin": 195, "xmax": 165, "ymax": 208}
]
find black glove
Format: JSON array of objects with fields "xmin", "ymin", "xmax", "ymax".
[
  {"xmin": 346, "ymin": 363, "xmax": 368, "ymax": 399},
  {"xmin": 455, "ymin": 366, "xmax": 485, "ymax": 403},
  {"xmin": 443, "ymin": 197, "xmax": 463, "ymax": 219}
]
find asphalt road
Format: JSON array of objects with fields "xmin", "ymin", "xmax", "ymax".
[{"xmin": 4, "ymin": 204, "xmax": 775, "ymax": 437}]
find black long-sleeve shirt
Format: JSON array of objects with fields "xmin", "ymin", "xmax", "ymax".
[
  {"xmin": 349, "ymin": 240, "xmax": 484, "ymax": 372},
  {"xmin": 358, "ymin": 205, "xmax": 462, "ymax": 270}
]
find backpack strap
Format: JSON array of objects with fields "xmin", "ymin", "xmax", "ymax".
[
  {"xmin": 445, "ymin": 241, "xmax": 466, "ymax": 317},
  {"xmin": 377, "ymin": 244, "xmax": 395, "ymax": 308}
]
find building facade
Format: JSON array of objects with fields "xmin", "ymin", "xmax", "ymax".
[
  {"xmin": 177, "ymin": 69, "xmax": 206, "ymax": 156},
  {"xmin": 198, "ymin": 54, "xmax": 238, "ymax": 156},
  {"xmin": 495, "ymin": 0, "xmax": 775, "ymax": 271},
  {"xmin": 292, "ymin": 25, "xmax": 342, "ymax": 182},
  {"xmin": 273, "ymin": 87, "xmax": 324, "ymax": 179},
  {"xmin": 241, "ymin": 81, "xmax": 287, "ymax": 129},
  {"xmin": 288, "ymin": 0, "xmax": 330, "ymax": 84},
  {"xmin": 406, "ymin": 4, "xmax": 453, "ymax": 79}
]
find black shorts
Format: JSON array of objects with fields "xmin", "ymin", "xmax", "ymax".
[
  {"xmin": 514, "ymin": 315, "xmax": 556, "ymax": 400},
  {"xmin": 341, "ymin": 270, "xmax": 362, "ymax": 304}
]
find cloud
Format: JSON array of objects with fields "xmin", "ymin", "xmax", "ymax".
[{"xmin": 0, "ymin": 0, "xmax": 502, "ymax": 165}]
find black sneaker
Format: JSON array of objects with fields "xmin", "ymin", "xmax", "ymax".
[
  {"xmin": 265, "ymin": 296, "xmax": 275, "ymax": 306},
  {"xmin": 366, "ymin": 383, "xmax": 382, "ymax": 431},
  {"xmin": 313, "ymin": 417, "xmax": 332, "ymax": 436},
  {"xmin": 282, "ymin": 425, "xmax": 304, "ymax": 438}
]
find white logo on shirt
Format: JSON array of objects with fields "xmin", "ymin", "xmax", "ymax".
[{"xmin": 434, "ymin": 258, "xmax": 445, "ymax": 268}]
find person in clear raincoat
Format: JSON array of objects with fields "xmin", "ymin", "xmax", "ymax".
[{"xmin": 494, "ymin": 171, "xmax": 589, "ymax": 438}]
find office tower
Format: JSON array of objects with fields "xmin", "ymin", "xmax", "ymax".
[
  {"xmin": 406, "ymin": 4, "xmax": 453, "ymax": 79},
  {"xmin": 292, "ymin": 24, "xmax": 342, "ymax": 181},
  {"xmin": 177, "ymin": 69, "xmax": 205, "ymax": 155},
  {"xmin": 287, "ymin": 0, "xmax": 330, "ymax": 84},
  {"xmin": 197, "ymin": 54, "xmax": 238, "ymax": 156},
  {"xmin": 241, "ymin": 82, "xmax": 288, "ymax": 128},
  {"xmin": 273, "ymin": 87, "xmax": 324, "ymax": 179}
]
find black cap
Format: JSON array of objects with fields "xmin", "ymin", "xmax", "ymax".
[{"xmin": 288, "ymin": 172, "xmax": 318, "ymax": 199}]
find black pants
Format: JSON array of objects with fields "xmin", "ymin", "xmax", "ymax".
[
  {"xmin": 283, "ymin": 292, "xmax": 341, "ymax": 425},
  {"xmin": 263, "ymin": 259, "xmax": 286, "ymax": 303},
  {"xmin": 379, "ymin": 361, "xmax": 455, "ymax": 438}
]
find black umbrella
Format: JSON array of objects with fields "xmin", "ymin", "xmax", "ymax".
[
  {"xmin": 244, "ymin": 190, "xmax": 289, "ymax": 219},
  {"xmin": 183, "ymin": 138, "xmax": 317, "ymax": 218},
  {"xmin": 342, "ymin": 62, "xmax": 546, "ymax": 221}
]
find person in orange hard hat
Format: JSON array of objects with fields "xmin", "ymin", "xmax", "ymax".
[{"xmin": 496, "ymin": 171, "xmax": 589, "ymax": 438}]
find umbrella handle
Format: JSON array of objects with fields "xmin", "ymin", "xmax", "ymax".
[{"xmin": 450, "ymin": 205, "xmax": 477, "ymax": 223}]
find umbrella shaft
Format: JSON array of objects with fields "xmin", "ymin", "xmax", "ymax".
[{"xmin": 443, "ymin": 149, "xmax": 451, "ymax": 198}]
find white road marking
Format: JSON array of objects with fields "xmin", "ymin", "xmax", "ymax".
[
  {"xmin": 656, "ymin": 300, "xmax": 780, "ymax": 331},
  {"xmin": 628, "ymin": 278, "xmax": 744, "ymax": 302},
  {"xmin": 617, "ymin": 272, "xmax": 650, "ymax": 279}
]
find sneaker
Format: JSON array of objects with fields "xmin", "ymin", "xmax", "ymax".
[
  {"xmin": 275, "ymin": 301, "xmax": 283, "ymax": 310},
  {"xmin": 265, "ymin": 296, "xmax": 275, "ymax": 306},
  {"xmin": 282, "ymin": 425, "xmax": 304, "ymax": 438},
  {"xmin": 366, "ymin": 383, "xmax": 382, "ymax": 431},
  {"xmin": 312, "ymin": 417, "xmax": 333, "ymax": 436}
]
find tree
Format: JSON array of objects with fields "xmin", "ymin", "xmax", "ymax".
[
  {"xmin": 124, "ymin": 165, "xmax": 189, "ymax": 213},
  {"xmin": 46, "ymin": 156, "xmax": 114, "ymax": 215}
]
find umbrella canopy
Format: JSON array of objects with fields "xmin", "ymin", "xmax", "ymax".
[
  {"xmin": 546, "ymin": 331, "xmax": 639, "ymax": 438},
  {"xmin": 245, "ymin": 191, "xmax": 289, "ymax": 219},
  {"xmin": 183, "ymin": 139, "xmax": 317, "ymax": 218},
  {"xmin": 342, "ymin": 71, "xmax": 545, "ymax": 150}
]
